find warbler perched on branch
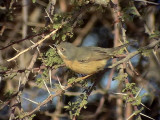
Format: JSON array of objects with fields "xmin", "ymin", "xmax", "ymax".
[{"xmin": 57, "ymin": 42, "xmax": 132, "ymax": 75}]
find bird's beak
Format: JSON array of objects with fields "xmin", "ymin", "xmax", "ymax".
[{"xmin": 53, "ymin": 44, "xmax": 57, "ymax": 48}]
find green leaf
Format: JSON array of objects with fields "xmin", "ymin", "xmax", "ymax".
[
  {"xmin": 141, "ymin": 49, "xmax": 152, "ymax": 57},
  {"xmin": 114, "ymin": 73, "xmax": 128, "ymax": 81},
  {"xmin": 62, "ymin": 34, "xmax": 66, "ymax": 41},
  {"xmin": 9, "ymin": 73, "xmax": 17, "ymax": 79},
  {"xmin": 68, "ymin": 77, "xmax": 76, "ymax": 84},
  {"xmin": 44, "ymin": 48, "xmax": 63, "ymax": 67},
  {"xmin": 122, "ymin": 7, "xmax": 138, "ymax": 21},
  {"xmin": 149, "ymin": 31, "xmax": 160, "ymax": 39},
  {"xmin": 32, "ymin": 0, "xmax": 36, "ymax": 3},
  {"xmin": 0, "ymin": 66, "xmax": 7, "ymax": 71},
  {"xmin": 53, "ymin": 23, "xmax": 62, "ymax": 29}
]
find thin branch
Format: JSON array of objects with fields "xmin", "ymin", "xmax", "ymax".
[
  {"xmin": 109, "ymin": 39, "xmax": 160, "ymax": 68},
  {"xmin": 135, "ymin": 87, "xmax": 142, "ymax": 98},
  {"xmin": 45, "ymin": 9, "xmax": 54, "ymax": 23},
  {"xmin": 21, "ymin": 97, "xmax": 38, "ymax": 105},
  {"xmin": 140, "ymin": 113, "xmax": 155, "ymax": 120},
  {"xmin": 43, "ymin": 79, "xmax": 51, "ymax": 95},
  {"xmin": 0, "ymin": 32, "xmax": 44, "ymax": 50},
  {"xmin": 49, "ymin": 69, "xmax": 52, "ymax": 88},
  {"xmin": 7, "ymin": 27, "xmax": 61, "ymax": 62},
  {"xmin": 21, "ymin": 75, "xmax": 89, "ymax": 118},
  {"xmin": 126, "ymin": 112, "xmax": 136, "ymax": 120},
  {"xmin": 134, "ymin": 0, "xmax": 160, "ymax": 5},
  {"xmin": 56, "ymin": 75, "xmax": 65, "ymax": 90}
]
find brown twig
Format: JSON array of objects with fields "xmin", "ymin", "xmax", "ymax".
[
  {"xmin": 21, "ymin": 75, "xmax": 90, "ymax": 119},
  {"xmin": 109, "ymin": 39, "xmax": 160, "ymax": 68},
  {"xmin": 134, "ymin": 0, "xmax": 160, "ymax": 5},
  {"xmin": 7, "ymin": 27, "xmax": 61, "ymax": 62},
  {"xmin": 0, "ymin": 32, "xmax": 45, "ymax": 50},
  {"xmin": 73, "ymin": 14, "xmax": 98, "ymax": 45},
  {"xmin": 18, "ymin": 39, "xmax": 160, "ymax": 119}
]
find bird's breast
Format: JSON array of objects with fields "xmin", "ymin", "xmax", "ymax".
[{"xmin": 63, "ymin": 58, "xmax": 107, "ymax": 74}]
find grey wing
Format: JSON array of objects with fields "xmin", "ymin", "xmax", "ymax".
[
  {"xmin": 75, "ymin": 47, "xmax": 93, "ymax": 62},
  {"xmin": 76, "ymin": 47, "xmax": 111, "ymax": 62},
  {"xmin": 76, "ymin": 42, "xmax": 132, "ymax": 62},
  {"xmin": 89, "ymin": 47, "xmax": 113, "ymax": 60}
]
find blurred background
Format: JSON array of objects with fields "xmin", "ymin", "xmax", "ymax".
[{"xmin": 0, "ymin": 0, "xmax": 160, "ymax": 120}]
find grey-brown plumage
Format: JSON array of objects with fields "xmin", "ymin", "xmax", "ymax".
[{"xmin": 57, "ymin": 42, "xmax": 132, "ymax": 74}]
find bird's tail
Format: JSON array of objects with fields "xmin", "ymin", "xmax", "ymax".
[{"xmin": 107, "ymin": 41, "xmax": 135, "ymax": 56}]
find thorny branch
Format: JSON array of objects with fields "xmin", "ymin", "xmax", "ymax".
[
  {"xmin": 7, "ymin": 27, "xmax": 61, "ymax": 62},
  {"xmin": 109, "ymin": 39, "xmax": 160, "ymax": 68},
  {"xmin": 18, "ymin": 39, "xmax": 160, "ymax": 119}
]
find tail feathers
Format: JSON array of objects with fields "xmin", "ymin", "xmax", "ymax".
[
  {"xmin": 113, "ymin": 41, "xmax": 135, "ymax": 50},
  {"xmin": 107, "ymin": 41, "xmax": 135, "ymax": 56}
]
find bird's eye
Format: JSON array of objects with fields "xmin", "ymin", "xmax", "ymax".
[{"xmin": 61, "ymin": 47, "xmax": 65, "ymax": 51}]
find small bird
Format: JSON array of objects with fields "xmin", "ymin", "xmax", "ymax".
[{"xmin": 57, "ymin": 42, "xmax": 131, "ymax": 75}]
